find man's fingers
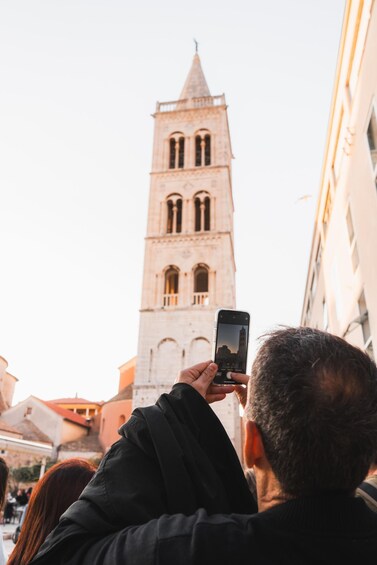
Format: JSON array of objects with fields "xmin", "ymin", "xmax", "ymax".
[
  {"xmin": 199, "ymin": 362, "xmax": 218, "ymax": 385},
  {"xmin": 230, "ymin": 373, "xmax": 250, "ymax": 385},
  {"xmin": 175, "ymin": 360, "xmax": 213, "ymax": 385},
  {"xmin": 188, "ymin": 360, "xmax": 213, "ymax": 374},
  {"xmin": 208, "ymin": 384, "xmax": 235, "ymax": 395}
]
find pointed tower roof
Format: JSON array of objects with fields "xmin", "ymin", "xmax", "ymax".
[{"xmin": 179, "ymin": 54, "xmax": 211, "ymax": 100}]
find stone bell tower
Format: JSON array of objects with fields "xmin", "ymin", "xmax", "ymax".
[{"xmin": 133, "ymin": 52, "xmax": 241, "ymax": 454}]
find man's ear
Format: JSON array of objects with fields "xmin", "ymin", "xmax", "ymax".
[{"xmin": 244, "ymin": 420, "xmax": 265, "ymax": 468}]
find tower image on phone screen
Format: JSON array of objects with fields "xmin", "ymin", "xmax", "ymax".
[{"xmin": 216, "ymin": 324, "xmax": 248, "ymax": 372}]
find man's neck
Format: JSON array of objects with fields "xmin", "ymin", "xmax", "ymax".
[{"xmin": 255, "ymin": 466, "xmax": 292, "ymax": 512}]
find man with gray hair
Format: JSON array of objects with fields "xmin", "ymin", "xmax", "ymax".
[{"xmin": 32, "ymin": 327, "xmax": 377, "ymax": 564}]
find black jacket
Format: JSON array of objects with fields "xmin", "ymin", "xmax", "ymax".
[
  {"xmin": 31, "ymin": 384, "xmax": 256, "ymax": 563},
  {"xmin": 31, "ymin": 385, "xmax": 377, "ymax": 564}
]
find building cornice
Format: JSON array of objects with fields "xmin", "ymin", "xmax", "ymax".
[
  {"xmin": 145, "ymin": 231, "xmax": 232, "ymax": 243},
  {"xmin": 150, "ymin": 164, "xmax": 231, "ymax": 177}
]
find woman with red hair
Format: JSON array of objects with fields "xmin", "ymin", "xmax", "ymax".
[{"xmin": 8, "ymin": 458, "xmax": 96, "ymax": 565}]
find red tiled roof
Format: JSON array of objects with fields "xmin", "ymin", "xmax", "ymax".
[
  {"xmin": 0, "ymin": 419, "xmax": 22, "ymax": 437},
  {"xmin": 49, "ymin": 397, "xmax": 103, "ymax": 405},
  {"xmin": 41, "ymin": 401, "xmax": 90, "ymax": 428}
]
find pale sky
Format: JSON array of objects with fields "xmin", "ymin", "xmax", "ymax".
[{"xmin": 0, "ymin": 0, "xmax": 345, "ymax": 404}]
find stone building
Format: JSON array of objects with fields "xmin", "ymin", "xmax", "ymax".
[
  {"xmin": 1, "ymin": 396, "xmax": 91, "ymax": 458},
  {"xmin": 0, "ymin": 418, "xmax": 52, "ymax": 470},
  {"xmin": 49, "ymin": 397, "xmax": 103, "ymax": 420},
  {"xmin": 0, "ymin": 357, "xmax": 53, "ymax": 468},
  {"xmin": 302, "ymin": 0, "xmax": 377, "ymax": 357},
  {"xmin": 133, "ymin": 53, "xmax": 241, "ymax": 454},
  {"xmin": 99, "ymin": 358, "xmax": 135, "ymax": 452}
]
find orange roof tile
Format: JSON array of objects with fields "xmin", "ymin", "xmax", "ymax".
[
  {"xmin": 49, "ymin": 397, "xmax": 103, "ymax": 405},
  {"xmin": 41, "ymin": 401, "xmax": 90, "ymax": 428}
]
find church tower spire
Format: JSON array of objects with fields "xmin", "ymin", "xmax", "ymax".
[
  {"xmin": 132, "ymin": 54, "xmax": 241, "ymax": 455},
  {"xmin": 179, "ymin": 54, "xmax": 211, "ymax": 100}
]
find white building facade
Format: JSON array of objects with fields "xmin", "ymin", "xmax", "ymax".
[
  {"xmin": 302, "ymin": 0, "xmax": 377, "ymax": 358},
  {"xmin": 133, "ymin": 54, "xmax": 241, "ymax": 454}
]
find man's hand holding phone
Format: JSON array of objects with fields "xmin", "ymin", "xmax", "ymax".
[{"xmin": 176, "ymin": 361, "xmax": 249, "ymax": 406}]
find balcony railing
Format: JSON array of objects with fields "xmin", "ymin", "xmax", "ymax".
[
  {"xmin": 156, "ymin": 95, "xmax": 225, "ymax": 113},
  {"xmin": 163, "ymin": 293, "xmax": 179, "ymax": 307},
  {"xmin": 193, "ymin": 292, "xmax": 209, "ymax": 306}
]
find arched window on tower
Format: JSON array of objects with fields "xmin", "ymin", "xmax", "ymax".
[
  {"xmin": 194, "ymin": 192, "xmax": 211, "ymax": 232},
  {"xmin": 166, "ymin": 195, "xmax": 183, "ymax": 234},
  {"xmin": 193, "ymin": 265, "xmax": 209, "ymax": 305},
  {"xmin": 194, "ymin": 197, "xmax": 201, "ymax": 231},
  {"xmin": 195, "ymin": 131, "xmax": 211, "ymax": 167},
  {"xmin": 176, "ymin": 199, "xmax": 182, "ymax": 232},
  {"xmin": 167, "ymin": 200, "xmax": 173, "ymax": 233},
  {"xmin": 169, "ymin": 133, "xmax": 185, "ymax": 169},
  {"xmin": 164, "ymin": 267, "xmax": 179, "ymax": 307},
  {"xmin": 204, "ymin": 134, "xmax": 211, "ymax": 166},
  {"xmin": 178, "ymin": 137, "xmax": 184, "ymax": 168},
  {"xmin": 204, "ymin": 196, "xmax": 210, "ymax": 231}
]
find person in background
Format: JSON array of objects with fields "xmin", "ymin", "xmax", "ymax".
[
  {"xmin": 0, "ymin": 457, "xmax": 9, "ymax": 565},
  {"xmin": 3, "ymin": 491, "xmax": 15, "ymax": 523},
  {"xmin": 8, "ymin": 458, "xmax": 96, "ymax": 565},
  {"xmin": 15, "ymin": 490, "xmax": 28, "ymax": 508}
]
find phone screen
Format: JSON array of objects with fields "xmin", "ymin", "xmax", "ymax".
[{"xmin": 214, "ymin": 310, "xmax": 250, "ymax": 384}]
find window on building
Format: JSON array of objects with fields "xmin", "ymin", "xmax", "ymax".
[
  {"xmin": 322, "ymin": 188, "xmax": 332, "ymax": 238},
  {"xmin": 367, "ymin": 106, "xmax": 377, "ymax": 170},
  {"xmin": 166, "ymin": 196, "xmax": 183, "ymax": 234},
  {"xmin": 346, "ymin": 206, "xmax": 359, "ymax": 272},
  {"xmin": 314, "ymin": 237, "xmax": 322, "ymax": 275},
  {"xmin": 195, "ymin": 198, "xmax": 201, "ymax": 231},
  {"xmin": 346, "ymin": 207, "xmax": 354, "ymax": 243},
  {"xmin": 358, "ymin": 291, "xmax": 374, "ymax": 359},
  {"xmin": 195, "ymin": 136, "xmax": 201, "ymax": 167},
  {"xmin": 323, "ymin": 300, "xmax": 329, "ymax": 331},
  {"xmin": 164, "ymin": 267, "xmax": 179, "ymax": 306},
  {"xmin": 194, "ymin": 266, "xmax": 208, "ymax": 292},
  {"xmin": 193, "ymin": 265, "xmax": 209, "ymax": 305},
  {"xmin": 169, "ymin": 138, "xmax": 176, "ymax": 169},
  {"xmin": 194, "ymin": 193, "xmax": 211, "ymax": 232},
  {"xmin": 195, "ymin": 132, "xmax": 211, "ymax": 167},
  {"xmin": 118, "ymin": 415, "xmax": 126, "ymax": 427},
  {"xmin": 176, "ymin": 199, "xmax": 182, "ymax": 232},
  {"xmin": 24, "ymin": 406, "xmax": 32, "ymax": 417},
  {"xmin": 204, "ymin": 134, "xmax": 211, "ymax": 166},
  {"xmin": 178, "ymin": 137, "xmax": 184, "ymax": 168},
  {"xmin": 204, "ymin": 197, "xmax": 210, "ymax": 231},
  {"xmin": 169, "ymin": 134, "xmax": 185, "ymax": 169},
  {"xmin": 310, "ymin": 270, "xmax": 317, "ymax": 302},
  {"xmin": 167, "ymin": 200, "xmax": 173, "ymax": 233}
]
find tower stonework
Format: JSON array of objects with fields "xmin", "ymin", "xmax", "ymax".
[{"xmin": 133, "ymin": 54, "xmax": 241, "ymax": 454}]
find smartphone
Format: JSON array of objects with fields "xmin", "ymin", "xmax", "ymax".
[{"xmin": 213, "ymin": 309, "xmax": 250, "ymax": 385}]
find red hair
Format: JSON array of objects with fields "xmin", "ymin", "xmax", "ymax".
[{"xmin": 8, "ymin": 458, "xmax": 95, "ymax": 565}]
